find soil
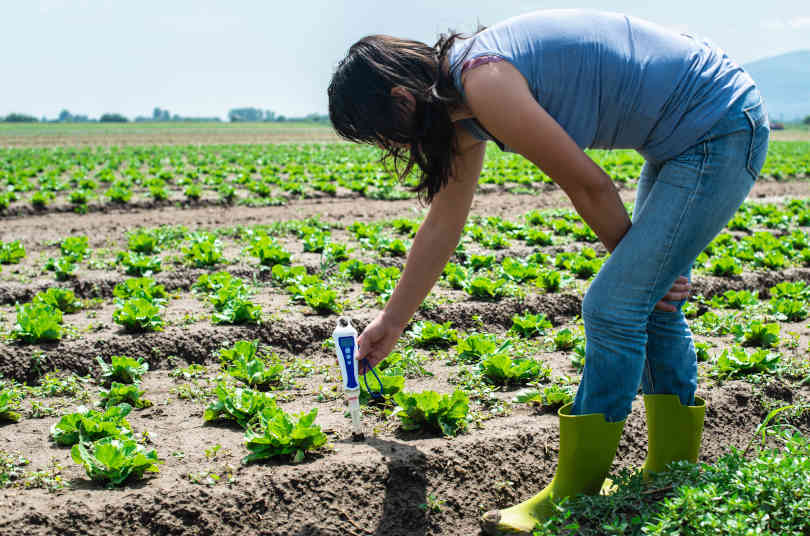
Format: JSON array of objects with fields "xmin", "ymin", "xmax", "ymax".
[{"xmin": 1, "ymin": 179, "xmax": 809, "ymax": 536}]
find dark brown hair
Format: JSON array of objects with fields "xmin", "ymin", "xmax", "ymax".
[{"xmin": 327, "ymin": 31, "xmax": 477, "ymax": 203}]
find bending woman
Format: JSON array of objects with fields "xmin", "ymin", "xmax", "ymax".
[{"xmin": 328, "ymin": 9, "xmax": 769, "ymax": 535}]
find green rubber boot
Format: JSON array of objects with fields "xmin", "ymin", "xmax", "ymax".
[
  {"xmin": 480, "ymin": 403, "xmax": 626, "ymax": 535},
  {"xmin": 641, "ymin": 394, "xmax": 706, "ymax": 479}
]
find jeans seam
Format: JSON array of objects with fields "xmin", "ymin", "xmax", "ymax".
[
  {"xmin": 645, "ymin": 141, "xmax": 707, "ymax": 310},
  {"xmin": 643, "ymin": 356, "xmax": 654, "ymax": 393},
  {"xmin": 743, "ymin": 107, "xmax": 761, "ymax": 181}
]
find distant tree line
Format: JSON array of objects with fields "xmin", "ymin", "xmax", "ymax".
[
  {"xmin": 2, "ymin": 106, "xmax": 330, "ymax": 124},
  {"xmin": 132, "ymin": 107, "xmax": 221, "ymax": 123},
  {"xmin": 227, "ymin": 107, "xmax": 329, "ymax": 123}
]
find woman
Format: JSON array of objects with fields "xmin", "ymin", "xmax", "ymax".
[{"xmin": 328, "ymin": 9, "xmax": 769, "ymax": 534}]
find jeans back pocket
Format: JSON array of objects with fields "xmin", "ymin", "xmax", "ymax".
[{"xmin": 743, "ymin": 100, "xmax": 770, "ymax": 181}]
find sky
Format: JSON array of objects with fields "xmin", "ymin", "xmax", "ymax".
[{"xmin": 2, "ymin": 0, "xmax": 809, "ymax": 120}]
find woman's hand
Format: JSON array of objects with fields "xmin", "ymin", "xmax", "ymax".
[
  {"xmin": 654, "ymin": 276, "xmax": 691, "ymax": 312},
  {"xmin": 357, "ymin": 312, "xmax": 405, "ymax": 372}
]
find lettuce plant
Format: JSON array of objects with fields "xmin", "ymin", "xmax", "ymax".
[
  {"xmin": 50, "ymin": 404, "xmax": 133, "ymax": 446},
  {"xmin": 116, "ymin": 251, "xmax": 162, "ymax": 276},
  {"xmin": 465, "ymin": 276, "xmax": 509, "ymax": 299},
  {"xmin": 97, "ymin": 355, "xmax": 149, "ymax": 385},
  {"xmin": 105, "ymin": 182, "xmax": 133, "ymax": 203},
  {"xmin": 537, "ymin": 269, "xmax": 562, "ymax": 292},
  {"xmin": 60, "ymin": 236, "xmax": 89, "ymax": 261},
  {"xmin": 708, "ymin": 256, "xmax": 742, "ymax": 276},
  {"xmin": 525, "ymin": 228, "xmax": 553, "ymax": 246},
  {"xmin": 302, "ymin": 228, "xmax": 329, "ymax": 253},
  {"xmin": 184, "ymin": 184, "xmax": 202, "ymax": 200},
  {"xmin": 227, "ymin": 354, "xmax": 284, "ymax": 390},
  {"xmin": 71, "ymin": 437, "xmax": 160, "ymax": 486},
  {"xmin": 98, "ymin": 383, "xmax": 152, "ymax": 409},
  {"xmin": 733, "ymin": 320, "xmax": 780, "ymax": 348},
  {"xmin": 376, "ymin": 237, "xmax": 408, "ymax": 257},
  {"xmin": 0, "ymin": 240, "xmax": 25, "ymax": 264},
  {"xmin": 248, "ymin": 236, "xmax": 291, "ymax": 266},
  {"xmin": 513, "ymin": 384, "xmax": 574, "ymax": 410},
  {"xmin": 32, "ymin": 287, "xmax": 82, "ymax": 313},
  {"xmin": 769, "ymin": 281, "xmax": 808, "ymax": 300},
  {"xmin": 12, "ymin": 302, "xmax": 63, "ymax": 343},
  {"xmin": 149, "ymin": 185, "xmax": 168, "ymax": 201},
  {"xmin": 392, "ymin": 389, "xmax": 469, "ymax": 437},
  {"xmin": 549, "ymin": 328, "xmax": 583, "ymax": 352},
  {"xmin": 44, "ymin": 256, "xmax": 77, "ymax": 280},
  {"xmin": 218, "ymin": 183, "xmax": 236, "ymax": 202},
  {"xmin": 455, "ymin": 334, "xmax": 512, "ymax": 364},
  {"xmin": 271, "ymin": 264, "xmax": 308, "ymax": 285},
  {"xmin": 323, "ymin": 242, "xmax": 350, "ymax": 263},
  {"xmin": 302, "ymin": 285, "xmax": 342, "ymax": 314},
  {"xmin": 568, "ymin": 257, "xmax": 603, "ymax": 279},
  {"xmin": 572, "ymin": 224, "xmax": 598, "ymax": 242},
  {"xmin": 210, "ymin": 289, "xmax": 262, "ymax": 324},
  {"xmin": 362, "ymin": 265, "xmax": 399, "ymax": 303},
  {"xmin": 768, "ymin": 297, "xmax": 808, "ymax": 322},
  {"xmin": 711, "ymin": 346, "xmax": 781, "ymax": 379},
  {"xmin": 708, "ymin": 289, "xmax": 759, "ymax": 309},
  {"xmin": 442, "ymin": 263, "xmax": 468, "ymax": 289},
  {"xmin": 219, "ymin": 339, "xmax": 260, "ymax": 364},
  {"xmin": 390, "ymin": 218, "xmax": 419, "ymax": 236},
  {"xmin": 509, "ymin": 313, "xmax": 552, "ymax": 338},
  {"xmin": 479, "ymin": 354, "xmax": 551, "ymax": 386},
  {"xmin": 127, "ymin": 231, "xmax": 159, "ymax": 254},
  {"xmin": 243, "ymin": 406, "xmax": 327, "ymax": 464},
  {"xmin": 409, "ymin": 320, "xmax": 458, "ymax": 348},
  {"xmin": 204, "ymin": 383, "xmax": 277, "ymax": 428},
  {"xmin": 339, "ymin": 259, "xmax": 373, "ymax": 282},
  {"xmin": 0, "ymin": 389, "xmax": 22, "ymax": 422},
  {"xmin": 113, "ymin": 298, "xmax": 164, "ymax": 332},
  {"xmin": 468, "ymin": 254, "xmax": 495, "ymax": 270},
  {"xmin": 113, "ymin": 277, "xmax": 168, "ymax": 304},
  {"xmin": 359, "ymin": 372, "xmax": 404, "ymax": 404},
  {"xmin": 193, "ymin": 271, "xmax": 238, "ymax": 293},
  {"xmin": 182, "ymin": 236, "xmax": 224, "ymax": 267},
  {"xmin": 500, "ymin": 257, "xmax": 542, "ymax": 283}
]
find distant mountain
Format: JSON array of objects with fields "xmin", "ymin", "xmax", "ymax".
[{"xmin": 743, "ymin": 50, "xmax": 810, "ymax": 122}]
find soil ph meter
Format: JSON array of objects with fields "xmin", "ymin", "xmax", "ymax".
[{"xmin": 333, "ymin": 317, "xmax": 364, "ymax": 440}]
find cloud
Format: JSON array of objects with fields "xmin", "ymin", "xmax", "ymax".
[
  {"xmin": 760, "ymin": 17, "xmax": 810, "ymax": 30},
  {"xmin": 787, "ymin": 16, "xmax": 810, "ymax": 29},
  {"xmin": 760, "ymin": 19, "xmax": 786, "ymax": 30}
]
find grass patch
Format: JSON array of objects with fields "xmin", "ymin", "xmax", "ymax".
[{"xmin": 533, "ymin": 416, "xmax": 810, "ymax": 535}]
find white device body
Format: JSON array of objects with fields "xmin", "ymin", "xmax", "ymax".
[{"xmin": 332, "ymin": 317, "xmax": 363, "ymax": 436}]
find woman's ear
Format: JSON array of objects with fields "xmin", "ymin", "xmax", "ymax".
[{"xmin": 390, "ymin": 86, "xmax": 416, "ymax": 118}]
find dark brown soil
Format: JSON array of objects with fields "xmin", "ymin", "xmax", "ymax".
[{"xmin": 2, "ymin": 376, "xmax": 806, "ymax": 536}]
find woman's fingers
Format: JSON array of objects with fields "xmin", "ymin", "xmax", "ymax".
[
  {"xmin": 654, "ymin": 276, "xmax": 691, "ymax": 312},
  {"xmin": 654, "ymin": 299, "xmax": 677, "ymax": 312}
]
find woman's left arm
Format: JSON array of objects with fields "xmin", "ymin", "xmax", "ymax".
[{"xmin": 462, "ymin": 61, "xmax": 631, "ymax": 252}]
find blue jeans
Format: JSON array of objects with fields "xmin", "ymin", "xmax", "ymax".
[{"xmin": 572, "ymin": 87, "xmax": 770, "ymax": 422}]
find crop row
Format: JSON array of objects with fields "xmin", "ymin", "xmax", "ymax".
[
  {"xmin": 3, "ymin": 197, "xmax": 810, "ymax": 286},
  {"xmin": 0, "ymin": 142, "xmax": 807, "ymax": 214}
]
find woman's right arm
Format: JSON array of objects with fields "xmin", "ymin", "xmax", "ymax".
[{"xmin": 357, "ymin": 128, "xmax": 486, "ymax": 370}]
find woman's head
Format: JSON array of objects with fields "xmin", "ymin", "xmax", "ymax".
[{"xmin": 328, "ymin": 33, "xmax": 466, "ymax": 203}]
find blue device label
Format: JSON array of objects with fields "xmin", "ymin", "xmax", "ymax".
[{"xmin": 338, "ymin": 336, "xmax": 358, "ymax": 389}]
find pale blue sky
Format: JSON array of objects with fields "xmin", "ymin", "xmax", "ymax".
[{"xmin": 2, "ymin": 0, "xmax": 808, "ymax": 119}]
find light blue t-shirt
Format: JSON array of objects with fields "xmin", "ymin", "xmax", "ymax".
[{"xmin": 449, "ymin": 9, "xmax": 756, "ymax": 163}]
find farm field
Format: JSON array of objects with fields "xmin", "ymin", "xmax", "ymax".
[
  {"xmin": 0, "ymin": 122, "xmax": 340, "ymax": 148},
  {"xmin": 0, "ymin": 140, "xmax": 809, "ymax": 535}
]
